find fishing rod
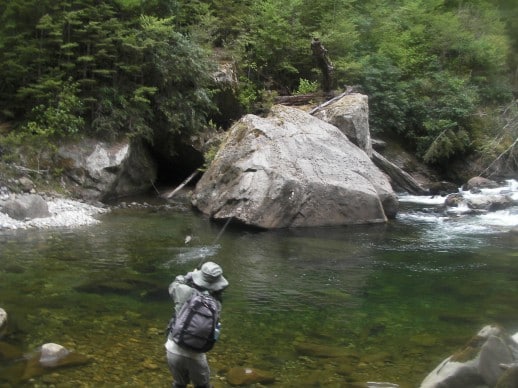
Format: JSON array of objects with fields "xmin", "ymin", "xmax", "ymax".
[{"xmin": 196, "ymin": 216, "xmax": 233, "ymax": 269}]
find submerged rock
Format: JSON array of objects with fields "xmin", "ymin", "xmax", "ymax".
[
  {"xmin": 74, "ymin": 275, "xmax": 166, "ymax": 300},
  {"xmin": 294, "ymin": 341, "xmax": 359, "ymax": 359},
  {"xmin": 0, "ymin": 343, "xmax": 90, "ymax": 384},
  {"xmin": 226, "ymin": 366, "xmax": 275, "ymax": 386},
  {"xmin": 0, "ymin": 341, "xmax": 23, "ymax": 361},
  {"xmin": 21, "ymin": 343, "xmax": 90, "ymax": 380}
]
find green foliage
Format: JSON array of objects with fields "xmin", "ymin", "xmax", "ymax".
[
  {"xmin": 209, "ymin": 0, "xmax": 253, "ymax": 47},
  {"xmin": 0, "ymin": 0, "xmax": 516, "ymax": 167},
  {"xmin": 295, "ymin": 79, "xmax": 319, "ymax": 95},
  {"xmin": 350, "ymin": 0, "xmax": 512, "ymax": 163},
  {"xmin": 24, "ymin": 79, "xmax": 85, "ymax": 137},
  {"xmin": 0, "ymin": 0, "xmax": 215, "ymax": 145},
  {"xmin": 236, "ymin": 77, "xmax": 259, "ymax": 113},
  {"xmin": 201, "ymin": 144, "xmax": 220, "ymax": 171},
  {"xmin": 236, "ymin": 0, "xmax": 308, "ymax": 92}
]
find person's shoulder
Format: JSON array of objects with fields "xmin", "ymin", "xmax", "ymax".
[{"xmin": 172, "ymin": 283, "xmax": 196, "ymax": 303}]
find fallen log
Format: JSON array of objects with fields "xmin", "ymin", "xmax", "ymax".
[
  {"xmin": 372, "ymin": 151, "xmax": 427, "ymax": 195},
  {"xmin": 274, "ymin": 93, "xmax": 324, "ymax": 106},
  {"xmin": 160, "ymin": 170, "xmax": 200, "ymax": 199}
]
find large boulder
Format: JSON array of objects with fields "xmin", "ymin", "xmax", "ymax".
[
  {"xmin": 191, "ymin": 104, "xmax": 398, "ymax": 228},
  {"xmin": 420, "ymin": 325, "xmax": 518, "ymax": 388},
  {"xmin": 2, "ymin": 194, "xmax": 50, "ymax": 220},
  {"xmin": 57, "ymin": 138, "xmax": 156, "ymax": 201}
]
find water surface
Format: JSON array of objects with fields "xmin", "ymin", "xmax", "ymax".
[{"xmin": 1, "ymin": 185, "xmax": 517, "ymax": 387}]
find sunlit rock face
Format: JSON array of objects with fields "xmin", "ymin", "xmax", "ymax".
[
  {"xmin": 57, "ymin": 138, "xmax": 156, "ymax": 201},
  {"xmin": 420, "ymin": 325, "xmax": 518, "ymax": 388},
  {"xmin": 313, "ymin": 92, "xmax": 372, "ymax": 157},
  {"xmin": 192, "ymin": 104, "xmax": 398, "ymax": 228}
]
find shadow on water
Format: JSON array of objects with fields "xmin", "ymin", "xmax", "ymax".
[{"xmin": 0, "ymin": 191, "xmax": 517, "ymax": 387}]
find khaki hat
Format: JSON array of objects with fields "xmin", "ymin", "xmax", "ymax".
[{"xmin": 192, "ymin": 262, "xmax": 229, "ymax": 292}]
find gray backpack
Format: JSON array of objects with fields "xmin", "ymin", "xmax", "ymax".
[{"xmin": 168, "ymin": 289, "xmax": 219, "ymax": 352}]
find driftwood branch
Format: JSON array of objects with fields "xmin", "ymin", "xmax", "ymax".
[
  {"xmin": 275, "ymin": 93, "xmax": 323, "ymax": 106},
  {"xmin": 160, "ymin": 170, "xmax": 200, "ymax": 199},
  {"xmin": 13, "ymin": 164, "xmax": 48, "ymax": 174},
  {"xmin": 480, "ymin": 136, "xmax": 518, "ymax": 177},
  {"xmin": 372, "ymin": 151, "xmax": 427, "ymax": 195},
  {"xmin": 308, "ymin": 91, "xmax": 349, "ymax": 115}
]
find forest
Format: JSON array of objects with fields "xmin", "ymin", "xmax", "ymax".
[{"xmin": 0, "ymin": 0, "xmax": 517, "ymax": 176}]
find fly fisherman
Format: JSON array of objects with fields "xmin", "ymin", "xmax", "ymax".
[{"xmin": 165, "ymin": 262, "xmax": 229, "ymax": 388}]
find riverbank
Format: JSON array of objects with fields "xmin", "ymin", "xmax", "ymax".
[{"xmin": 0, "ymin": 193, "xmax": 108, "ymax": 230}]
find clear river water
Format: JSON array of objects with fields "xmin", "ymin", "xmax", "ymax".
[{"xmin": 1, "ymin": 180, "xmax": 517, "ymax": 387}]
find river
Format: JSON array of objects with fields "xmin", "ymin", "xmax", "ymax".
[{"xmin": 1, "ymin": 181, "xmax": 517, "ymax": 387}]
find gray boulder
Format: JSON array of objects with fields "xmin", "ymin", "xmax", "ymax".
[
  {"xmin": 464, "ymin": 177, "xmax": 499, "ymax": 191},
  {"xmin": 420, "ymin": 325, "xmax": 518, "ymax": 388},
  {"xmin": 57, "ymin": 138, "xmax": 156, "ymax": 201},
  {"xmin": 18, "ymin": 177, "xmax": 35, "ymax": 193},
  {"xmin": 2, "ymin": 194, "xmax": 50, "ymax": 220},
  {"xmin": 191, "ymin": 104, "xmax": 398, "ymax": 228},
  {"xmin": 467, "ymin": 195, "xmax": 516, "ymax": 211},
  {"xmin": 312, "ymin": 93, "xmax": 372, "ymax": 157},
  {"xmin": 444, "ymin": 193, "xmax": 516, "ymax": 212},
  {"xmin": 312, "ymin": 93, "xmax": 425, "ymax": 194}
]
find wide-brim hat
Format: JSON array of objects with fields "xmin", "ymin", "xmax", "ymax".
[{"xmin": 192, "ymin": 261, "xmax": 229, "ymax": 292}]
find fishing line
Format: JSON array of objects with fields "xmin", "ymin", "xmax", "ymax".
[
  {"xmin": 196, "ymin": 217, "xmax": 233, "ymax": 269},
  {"xmin": 211, "ymin": 216, "xmax": 233, "ymax": 245}
]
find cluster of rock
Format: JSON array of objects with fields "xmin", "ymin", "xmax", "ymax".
[
  {"xmin": 218, "ymin": 324, "xmax": 518, "ymax": 387},
  {"xmin": 443, "ymin": 176, "xmax": 518, "ymax": 214},
  {"xmin": 3, "ymin": 91, "xmax": 513, "ymax": 231},
  {"xmin": 0, "ymin": 308, "xmax": 89, "ymax": 384}
]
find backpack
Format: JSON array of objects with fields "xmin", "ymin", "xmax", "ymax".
[{"xmin": 167, "ymin": 289, "xmax": 220, "ymax": 353}]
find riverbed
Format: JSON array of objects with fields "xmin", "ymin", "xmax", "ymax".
[{"xmin": 0, "ymin": 182, "xmax": 517, "ymax": 387}]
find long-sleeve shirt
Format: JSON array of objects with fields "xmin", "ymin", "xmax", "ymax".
[{"xmin": 164, "ymin": 273, "xmax": 221, "ymax": 359}]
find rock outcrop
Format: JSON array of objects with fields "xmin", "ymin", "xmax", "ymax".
[
  {"xmin": 57, "ymin": 138, "xmax": 156, "ymax": 201},
  {"xmin": 191, "ymin": 104, "xmax": 398, "ymax": 228},
  {"xmin": 312, "ymin": 93, "xmax": 372, "ymax": 157},
  {"xmin": 420, "ymin": 325, "xmax": 518, "ymax": 388},
  {"xmin": 311, "ymin": 93, "xmax": 426, "ymax": 194}
]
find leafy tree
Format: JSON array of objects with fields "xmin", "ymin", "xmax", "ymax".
[
  {"xmin": 1, "ymin": 0, "xmax": 516, "ymax": 170},
  {"xmin": 0, "ymin": 0, "xmax": 215, "ymax": 144},
  {"xmin": 236, "ymin": 0, "xmax": 307, "ymax": 93},
  {"xmin": 351, "ymin": 0, "xmax": 512, "ymax": 165},
  {"xmin": 209, "ymin": 0, "xmax": 253, "ymax": 47}
]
